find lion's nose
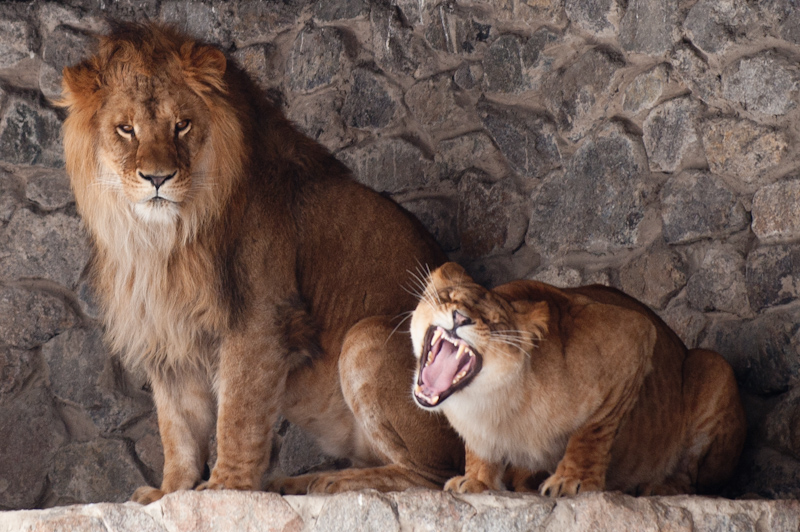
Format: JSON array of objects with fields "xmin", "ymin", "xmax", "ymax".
[{"xmin": 138, "ymin": 170, "xmax": 176, "ymax": 190}]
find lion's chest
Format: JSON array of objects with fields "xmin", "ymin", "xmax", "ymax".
[{"xmin": 100, "ymin": 246, "xmax": 225, "ymax": 370}]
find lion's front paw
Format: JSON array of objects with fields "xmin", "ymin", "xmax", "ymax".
[
  {"xmin": 131, "ymin": 486, "xmax": 165, "ymax": 505},
  {"xmin": 197, "ymin": 470, "xmax": 256, "ymax": 492},
  {"xmin": 307, "ymin": 475, "xmax": 357, "ymax": 494},
  {"xmin": 444, "ymin": 475, "xmax": 492, "ymax": 494},
  {"xmin": 540, "ymin": 473, "xmax": 602, "ymax": 497},
  {"xmin": 267, "ymin": 476, "xmax": 313, "ymax": 495}
]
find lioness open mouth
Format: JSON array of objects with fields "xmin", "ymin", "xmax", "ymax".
[{"xmin": 414, "ymin": 325, "xmax": 482, "ymax": 408}]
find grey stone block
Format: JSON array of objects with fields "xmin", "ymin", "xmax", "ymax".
[
  {"xmin": 0, "ymin": 16, "xmax": 37, "ymax": 73},
  {"xmin": 160, "ymin": 1, "xmax": 232, "ymax": 49},
  {"xmin": 405, "ymin": 74, "xmax": 460, "ymax": 129},
  {"xmin": 702, "ymin": 118, "xmax": 787, "ymax": 187},
  {"xmin": 49, "ymin": 439, "xmax": 148, "ymax": 505},
  {"xmin": 618, "ymin": 247, "xmax": 687, "ymax": 310},
  {"xmin": 477, "ymin": 101, "xmax": 561, "ymax": 181},
  {"xmin": 337, "ymin": 138, "xmax": 435, "ymax": 194},
  {"xmin": 623, "ymin": 64, "xmax": 670, "ymax": 115},
  {"xmin": 701, "ymin": 307, "xmax": 800, "ymax": 394},
  {"xmin": 457, "ymin": 172, "xmax": 528, "ymax": 258},
  {"xmin": 402, "ymin": 197, "xmax": 459, "ymax": 252},
  {"xmin": 684, "ymin": 0, "xmax": 755, "ymax": 54},
  {"xmin": 0, "ymin": 381, "xmax": 67, "ymax": 510},
  {"xmin": 565, "ymin": 0, "xmax": 618, "ymax": 36},
  {"xmin": 686, "ymin": 246, "xmax": 750, "ymax": 316},
  {"xmin": 40, "ymin": 25, "xmax": 94, "ymax": 102},
  {"xmin": 341, "ymin": 68, "xmax": 397, "ymax": 130},
  {"xmin": 0, "ymin": 208, "xmax": 90, "ymax": 289},
  {"xmin": 660, "ymin": 171, "xmax": 749, "ymax": 244},
  {"xmin": 0, "ymin": 286, "xmax": 76, "ymax": 350},
  {"xmin": 313, "ymin": 0, "xmax": 369, "ymax": 21},
  {"xmin": 543, "ymin": 47, "xmax": 624, "ymax": 140},
  {"xmin": 723, "ymin": 51, "xmax": 800, "ymax": 116},
  {"xmin": 526, "ymin": 125, "xmax": 652, "ymax": 255},
  {"xmin": 435, "ymin": 132, "xmax": 509, "ymax": 182},
  {"xmin": 619, "ymin": 0, "xmax": 676, "ymax": 55},
  {"xmin": 752, "ymin": 179, "xmax": 800, "ymax": 241},
  {"xmin": 670, "ymin": 43, "xmax": 721, "ymax": 105},
  {"xmin": 286, "ymin": 26, "xmax": 346, "ymax": 94},
  {"xmin": 483, "ymin": 35, "xmax": 524, "ymax": 93},
  {"xmin": 643, "ymin": 96, "xmax": 702, "ymax": 173},
  {"xmin": 746, "ymin": 244, "xmax": 800, "ymax": 311},
  {"xmin": 24, "ymin": 167, "xmax": 74, "ymax": 211},
  {"xmin": 0, "ymin": 99, "xmax": 63, "ymax": 167}
]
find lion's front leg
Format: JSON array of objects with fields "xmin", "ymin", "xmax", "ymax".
[
  {"xmin": 201, "ymin": 333, "xmax": 290, "ymax": 492},
  {"xmin": 132, "ymin": 369, "xmax": 215, "ymax": 504}
]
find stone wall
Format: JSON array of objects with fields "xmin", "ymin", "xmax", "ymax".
[{"xmin": 1, "ymin": 0, "xmax": 799, "ymax": 510}]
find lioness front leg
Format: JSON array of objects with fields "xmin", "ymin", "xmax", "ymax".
[
  {"xmin": 201, "ymin": 333, "xmax": 290, "ymax": 491},
  {"xmin": 540, "ymin": 420, "xmax": 615, "ymax": 497},
  {"xmin": 132, "ymin": 369, "xmax": 215, "ymax": 504},
  {"xmin": 444, "ymin": 446, "xmax": 504, "ymax": 494},
  {"xmin": 541, "ymin": 380, "xmax": 644, "ymax": 497}
]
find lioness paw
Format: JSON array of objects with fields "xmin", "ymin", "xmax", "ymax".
[
  {"xmin": 444, "ymin": 475, "xmax": 491, "ymax": 494},
  {"xmin": 131, "ymin": 486, "xmax": 165, "ymax": 505},
  {"xmin": 540, "ymin": 473, "xmax": 601, "ymax": 497}
]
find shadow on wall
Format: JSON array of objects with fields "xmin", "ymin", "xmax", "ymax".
[{"xmin": 1, "ymin": 0, "xmax": 800, "ymax": 509}]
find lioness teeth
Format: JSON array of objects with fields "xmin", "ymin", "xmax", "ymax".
[
  {"xmin": 427, "ymin": 351, "xmax": 434, "ymax": 365},
  {"xmin": 453, "ymin": 369, "xmax": 469, "ymax": 385},
  {"xmin": 430, "ymin": 328, "xmax": 443, "ymax": 346},
  {"xmin": 455, "ymin": 343, "xmax": 467, "ymax": 360}
]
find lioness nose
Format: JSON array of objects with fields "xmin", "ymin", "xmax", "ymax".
[{"xmin": 138, "ymin": 171, "xmax": 176, "ymax": 190}]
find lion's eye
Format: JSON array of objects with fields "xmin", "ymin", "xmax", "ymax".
[
  {"xmin": 116, "ymin": 124, "xmax": 135, "ymax": 138},
  {"xmin": 175, "ymin": 120, "xmax": 191, "ymax": 135}
]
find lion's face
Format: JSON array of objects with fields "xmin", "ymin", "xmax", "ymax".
[
  {"xmin": 410, "ymin": 263, "xmax": 546, "ymax": 410},
  {"xmin": 58, "ymin": 24, "xmax": 241, "ymax": 237},
  {"xmin": 96, "ymin": 79, "xmax": 212, "ymax": 224}
]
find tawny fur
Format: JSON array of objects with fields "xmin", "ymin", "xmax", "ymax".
[
  {"xmin": 410, "ymin": 263, "xmax": 746, "ymax": 497},
  {"xmin": 58, "ymin": 23, "xmax": 463, "ymax": 503}
]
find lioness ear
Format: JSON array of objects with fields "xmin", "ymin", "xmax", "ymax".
[
  {"xmin": 431, "ymin": 262, "xmax": 472, "ymax": 286},
  {"xmin": 429, "ymin": 262, "xmax": 471, "ymax": 290},
  {"xmin": 511, "ymin": 300, "xmax": 549, "ymax": 342},
  {"xmin": 180, "ymin": 43, "xmax": 227, "ymax": 94}
]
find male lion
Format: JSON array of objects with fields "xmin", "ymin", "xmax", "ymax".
[
  {"xmin": 411, "ymin": 262, "xmax": 746, "ymax": 496},
  {"xmin": 58, "ymin": 23, "xmax": 463, "ymax": 503}
]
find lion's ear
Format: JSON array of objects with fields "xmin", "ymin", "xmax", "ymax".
[
  {"xmin": 57, "ymin": 61, "xmax": 101, "ymax": 108},
  {"xmin": 429, "ymin": 262, "xmax": 471, "ymax": 290},
  {"xmin": 180, "ymin": 43, "xmax": 227, "ymax": 94},
  {"xmin": 511, "ymin": 300, "xmax": 549, "ymax": 342}
]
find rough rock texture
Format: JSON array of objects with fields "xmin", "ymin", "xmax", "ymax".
[
  {"xmin": 2, "ymin": 490, "xmax": 800, "ymax": 532},
  {"xmin": 1, "ymin": 0, "xmax": 800, "ymax": 515}
]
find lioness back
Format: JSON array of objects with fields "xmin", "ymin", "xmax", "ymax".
[{"xmin": 410, "ymin": 262, "xmax": 746, "ymax": 496}]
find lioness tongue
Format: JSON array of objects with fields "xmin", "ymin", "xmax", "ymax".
[{"xmin": 421, "ymin": 340, "xmax": 462, "ymax": 396}]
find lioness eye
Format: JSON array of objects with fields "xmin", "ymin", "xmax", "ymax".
[
  {"xmin": 116, "ymin": 124, "xmax": 134, "ymax": 138},
  {"xmin": 175, "ymin": 120, "xmax": 191, "ymax": 135}
]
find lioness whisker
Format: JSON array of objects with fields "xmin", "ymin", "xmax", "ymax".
[{"xmin": 386, "ymin": 310, "xmax": 415, "ymax": 344}]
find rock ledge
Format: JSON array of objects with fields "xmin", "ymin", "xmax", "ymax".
[{"xmin": 1, "ymin": 489, "xmax": 798, "ymax": 532}]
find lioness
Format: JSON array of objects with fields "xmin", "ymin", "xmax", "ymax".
[
  {"xmin": 411, "ymin": 262, "xmax": 746, "ymax": 496},
  {"xmin": 58, "ymin": 23, "xmax": 463, "ymax": 503}
]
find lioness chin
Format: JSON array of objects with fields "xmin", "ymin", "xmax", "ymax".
[
  {"xmin": 58, "ymin": 22, "xmax": 463, "ymax": 503},
  {"xmin": 411, "ymin": 262, "xmax": 746, "ymax": 497}
]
